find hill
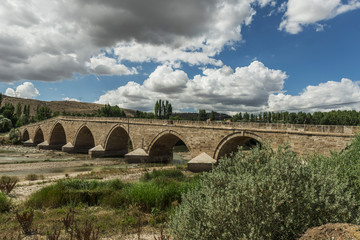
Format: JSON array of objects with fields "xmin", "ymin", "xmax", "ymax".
[{"xmin": 0, "ymin": 95, "xmax": 136, "ymax": 117}]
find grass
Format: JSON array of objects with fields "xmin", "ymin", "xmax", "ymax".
[
  {"xmin": 26, "ymin": 170, "xmax": 197, "ymax": 212},
  {"xmin": 0, "ymin": 169, "xmax": 197, "ymax": 239}
]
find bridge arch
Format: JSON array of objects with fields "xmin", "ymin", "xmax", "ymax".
[
  {"xmin": 34, "ymin": 127, "xmax": 44, "ymax": 145},
  {"xmin": 74, "ymin": 124, "xmax": 95, "ymax": 153},
  {"xmin": 22, "ymin": 129, "xmax": 29, "ymax": 141},
  {"xmin": 49, "ymin": 122, "xmax": 67, "ymax": 150},
  {"xmin": 148, "ymin": 130, "xmax": 191, "ymax": 163},
  {"xmin": 214, "ymin": 131, "xmax": 262, "ymax": 160},
  {"xmin": 104, "ymin": 124, "xmax": 132, "ymax": 157}
]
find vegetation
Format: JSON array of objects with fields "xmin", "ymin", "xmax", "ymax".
[
  {"xmin": 198, "ymin": 109, "xmax": 207, "ymax": 121},
  {"xmin": 25, "ymin": 173, "xmax": 45, "ymax": 181},
  {"xmin": 96, "ymin": 104, "xmax": 126, "ymax": 117},
  {"xmin": 8, "ymin": 128, "xmax": 20, "ymax": 144},
  {"xmin": 0, "ymin": 169, "xmax": 195, "ymax": 239},
  {"xmin": 154, "ymin": 99, "xmax": 172, "ymax": 119},
  {"xmin": 0, "ymin": 176, "xmax": 19, "ymax": 194},
  {"xmin": 169, "ymin": 143, "xmax": 359, "ymax": 240},
  {"xmin": 0, "ymin": 192, "xmax": 11, "ymax": 212},
  {"xmin": 26, "ymin": 169, "xmax": 196, "ymax": 211},
  {"xmin": 231, "ymin": 110, "xmax": 360, "ymax": 125}
]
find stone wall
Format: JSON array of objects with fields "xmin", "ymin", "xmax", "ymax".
[{"xmin": 19, "ymin": 116, "xmax": 358, "ymax": 160}]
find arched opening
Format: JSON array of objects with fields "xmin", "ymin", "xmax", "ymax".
[
  {"xmin": 149, "ymin": 132, "xmax": 190, "ymax": 163},
  {"xmin": 74, "ymin": 126, "xmax": 95, "ymax": 153},
  {"xmin": 34, "ymin": 128, "xmax": 44, "ymax": 145},
  {"xmin": 104, "ymin": 126, "xmax": 130, "ymax": 157},
  {"xmin": 49, "ymin": 123, "xmax": 67, "ymax": 150},
  {"xmin": 22, "ymin": 130, "xmax": 29, "ymax": 141},
  {"xmin": 216, "ymin": 135, "xmax": 261, "ymax": 160}
]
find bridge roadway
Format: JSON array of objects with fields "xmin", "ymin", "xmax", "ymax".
[{"xmin": 18, "ymin": 116, "xmax": 358, "ymax": 162}]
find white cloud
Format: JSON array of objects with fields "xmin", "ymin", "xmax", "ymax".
[
  {"xmin": 0, "ymin": 0, "xmax": 276, "ymax": 82},
  {"xmin": 279, "ymin": 0, "xmax": 360, "ymax": 34},
  {"xmin": 96, "ymin": 61, "xmax": 288, "ymax": 113},
  {"xmin": 5, "ymin": 82, "xmax": 40, "ymax": 99},
  {"xmin": 62, "ymin": 97, "xmax": 80, "ymax": 102},
  {"xmin": 268, "ymin": 78, "xmax": 360, "ymax": 112},
  {"xmin": 87, "ymin": 53, "xmax": 137, "ymax": 76}
]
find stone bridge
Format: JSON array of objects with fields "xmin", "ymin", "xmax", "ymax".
[{"xmin": 18, "ymin": 116, "xmax": 358, "ymax": 163}]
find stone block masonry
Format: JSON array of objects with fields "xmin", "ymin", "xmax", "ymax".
[{"xmin": 19, "ymin": 116, "xmax": 358, "ymax": 162}]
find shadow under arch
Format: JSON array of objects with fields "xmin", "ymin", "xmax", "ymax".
[
  {"xmin": 22, "ymin": 129, "xmax": 30, "ymax": 141},
  {"xmin": 148, "ymin": 130, "xmax": 191, "ymax": 163},
  {"xmin": 74, "ymin": 125, "xmax": 95, "ymax": 153},
  {"xmin": 34, "ymin": 127, "xmax": 44, "ymax": 145},
  {"xmin": 104, "ymin": 124, "xmax": 132, "ymax": 157},
  {"xmin": 214, "ymin": 131, "xmax": 262, "ymax": 160},
  {"xmin": 49, "ymin": 122, "xmax": 67, "ymax": 150}
]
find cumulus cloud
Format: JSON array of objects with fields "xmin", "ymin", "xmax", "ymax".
[
  {"xmin": 87, "ymin": 53, "xmax": 138, "ymax": 76},
  {"xmin": 96, "ymin": 61, "xmax": 288, "ymax": 113},
  {"xmin": 0, "ymin": 0, "xmax": 276, "ymax": 82},
  {"xmin": 268, "ymin": 78, "xmax": 360, "ymax": 112},
  {"xmin": 279, "ymin": 0, "xmax": 360, "ymax": 34},
  {"xmin": 5, "ymin": 82, "xmax": 40, "ymax": 99},
  {"xmin": 62, "ymin": 97, "xmax": 80, "ymax": 102}
]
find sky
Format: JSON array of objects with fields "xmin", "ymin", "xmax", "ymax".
[{"xmin": 0, "ymin": 0, "xmax": 360, "ymax": 115}]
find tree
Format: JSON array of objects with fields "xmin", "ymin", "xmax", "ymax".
[
  {"xmin": 35, "ymin": 105, "xmax": 52, "ymax": 122},
  {"xmin": 198, "ymin": 109, "xmax": 207, "ymax": 121},
  {"xmin": 243, "ymin": 112, "xmax": 249, "ymax": 122},
  {"xmin": 154, "ymin": 100, "xmax": 159, "ymax": 119},
  {"xmin": 154, "ymin": 99, "xmax": 172, "ymax": 119},
  {"xmin": 209, "ymin": 111, "xmax": 215, "ymax": 121},
  {"xmin": 15, "ymin": 103, "xmax": 22, "ymax": 118}
]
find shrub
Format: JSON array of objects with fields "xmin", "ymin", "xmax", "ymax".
[
  {"xmin": 16, "ymin": 209, "xmax": 34, "ymax": 235},
  {"xmin": 0, "ymin": 176, "xmax": 19, "ymax": 194},
  {"xmin": 312, "ymin": 134, "xmax": 360, "ymax": 201},
  {"xmin": 9, "ymin": 128, "xmax": 20, "ymax": 144},
  {"xmin": 25, "ymin": 174, "xmax": 44, "ymax": 181},
  {"xmin": 169, "ymin": 144, "xmax": 359, "ymax": 240},
  {"xmin": 0, "ymin": 192, "xmax": 11, "ymax": 212},
  {"xmin": 26, "ymin": 179, "xmax": 123, "ymax": 208}
]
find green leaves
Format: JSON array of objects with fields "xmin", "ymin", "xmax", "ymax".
[{"xmin": 169, "ymin": 143, "xmax": 359, "ymax": 240}]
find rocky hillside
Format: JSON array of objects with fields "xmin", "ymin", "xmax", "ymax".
[{"xmin": 0, "ymin": 95, "xmax": 136, "ymax": 117}]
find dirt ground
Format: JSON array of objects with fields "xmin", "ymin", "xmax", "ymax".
[{"xmin": 298, "ymin": 223, "xmax": 360, "ymax": 240}]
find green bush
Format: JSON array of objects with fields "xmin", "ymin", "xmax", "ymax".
[
  {"xmin": 9, "ymin": 128, "xmax": 20, "ymax": 144},
  {"xmin": 169, "ymin": 144, "xmax": 359, "ymax": 240},
  {"xmin": 26, "ymin": 176, "xmax": 194, "ymax": 211},
  {"xmin": 26, "ymin": 179, "xmax": 124, "ymax": 208},
  {"xmin": 312, "ymin": 134, "xmax": 360, "ymax": 201},
  {"xmin": 0, "ymin": 192, "xmax": 11, "ymax": 212}
]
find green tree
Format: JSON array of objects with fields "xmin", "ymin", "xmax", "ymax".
[
  {"xmin": 15, "ymin": 103, "xmax": 22, "ymax": 118},
  {"xmin": 243, "ymin": 112, "xmax": 249, "ymax": 122},
  {"xmin": 209, "ymin": 111, "xmax": 215, "ymax": 121},
  {"xmin": 198, "ymin": 109, "xmax": 207, "ymax": 121},
  {"xmin": 154, "ymin": 100, "xmax": 159, "ymax": 119},
  {"xmin": 35, "ymin": 105, "xmax": 52, "ymax": 121}
]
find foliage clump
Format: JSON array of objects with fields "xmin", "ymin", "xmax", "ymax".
[
  {"xmin": 0, "ymin": 176, "xmax": 19, "ymax": 194},
  {"xmin": 169, "ymin": 144, "xmax": 359, "ymax": 240},
  {"xmin": 26, "ymin": 171, "xmax": 195, "ymax": 212},
  {"xmin": 0, "ymin": 192, "xmax": 11, "ymax": 212}
]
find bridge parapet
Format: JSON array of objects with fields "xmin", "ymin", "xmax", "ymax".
[{"xmin": 20, "ymin": 116, "xmax": 359, "ymax": 135}]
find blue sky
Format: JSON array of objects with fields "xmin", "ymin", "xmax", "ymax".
[{"xmin": 0, "ymin": 0, "xmax": 360, "ymax": 114}]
